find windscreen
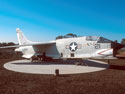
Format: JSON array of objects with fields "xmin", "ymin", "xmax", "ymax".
[{"xmin": 97, "ymin": 37, "xmax": 112, "ymax": 43}]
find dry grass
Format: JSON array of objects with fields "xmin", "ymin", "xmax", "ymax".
[{"xmin": 0, "ymin": 59, "xmax": 125, "ymax": 94}]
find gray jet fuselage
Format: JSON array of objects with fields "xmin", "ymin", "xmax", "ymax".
[
  {"xmin": 18, "ymin": 35, "xmax": 113, "ymax": 59},
  {"xmin": 1, "ymin": 28, "xmax": 123, "ymax": 60}
]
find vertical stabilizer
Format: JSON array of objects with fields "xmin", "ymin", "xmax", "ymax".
[{"xmin": 16, "ymin": 28, "xmax": 33, "ymax": 45}]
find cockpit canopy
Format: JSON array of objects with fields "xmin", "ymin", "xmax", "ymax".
[
  {"xmin": 86, "ymin": 36, "xmax": 99, "ymax": 41},
  {"xmin": 86, "ymin": 36, "xmax": 112, "ymax": 43}
]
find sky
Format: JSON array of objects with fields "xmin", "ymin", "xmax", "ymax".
[{"xmin": 0, "ymin": 0, "xmax": 125, "ymax": 43}]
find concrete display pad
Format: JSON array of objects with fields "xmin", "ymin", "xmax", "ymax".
[{"xmin": 3, "ymin": 59, "xmax": 109, "ymax": 74}]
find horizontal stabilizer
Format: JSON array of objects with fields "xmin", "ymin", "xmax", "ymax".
[
  {"xmin": 0, "ymin": 45, "xmax": 19, "ymax": 49},
  {"xmin": 22, "ymin": 54, "xmax": 34, "ymax": 58}
]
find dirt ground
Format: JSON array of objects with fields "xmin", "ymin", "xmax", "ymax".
[{"xmin": 0, "ymin": 58, "xmax": 125, "ymax": 94}]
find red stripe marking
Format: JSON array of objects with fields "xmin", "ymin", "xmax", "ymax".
[{"xmin": 98, "ymin": 49, "xmax": 112, "ymax": 55}]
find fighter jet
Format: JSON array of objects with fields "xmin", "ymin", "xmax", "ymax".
[{"xmin": 0, "ymin": 28, "xmax": 123, "ymax": 61}]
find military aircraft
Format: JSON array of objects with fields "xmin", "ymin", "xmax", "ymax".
[{"xmin": 0, "ymin": 28, "xmax": 123, "ymax": 61}]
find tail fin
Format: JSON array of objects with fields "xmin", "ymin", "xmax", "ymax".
[{"xmin": 16, "ymin": 28, "xmax": 33, "ymax": 45}]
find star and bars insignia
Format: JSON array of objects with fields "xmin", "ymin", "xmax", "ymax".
[{"xmin": 66, "ymin": 42, "xmax": 82, "ymax": 52}]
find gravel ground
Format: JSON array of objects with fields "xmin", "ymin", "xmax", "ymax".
[{"xmin": 0, "ymin": 59, "xmax": 125, "ymax": 94}]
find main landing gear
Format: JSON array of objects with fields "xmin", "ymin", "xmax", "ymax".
[
  {"xmin": 30, "ymin": 52, "xmax": 53, "ymax": 62},
  {"xmin": 30, "ymin": 56, "xmax": 43, "ymax": 62}
]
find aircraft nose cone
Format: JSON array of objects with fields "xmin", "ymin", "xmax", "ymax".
[{"xmin": 111, "ymin": 42, "xmax": 124, "ymax": 56}]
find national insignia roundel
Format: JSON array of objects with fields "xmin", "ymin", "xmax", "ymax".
[{"xmin": 69, "ymin": 42, "xmax": 78, "ymax": 52}]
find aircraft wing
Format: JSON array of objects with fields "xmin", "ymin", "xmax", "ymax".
[
  {"xmin": 0, "ymin": 41, "xmax": 56, "ymax": 48},
  {"xmin": 22, "ymin": 41, "xmax": 56, "ymax": 46}
]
